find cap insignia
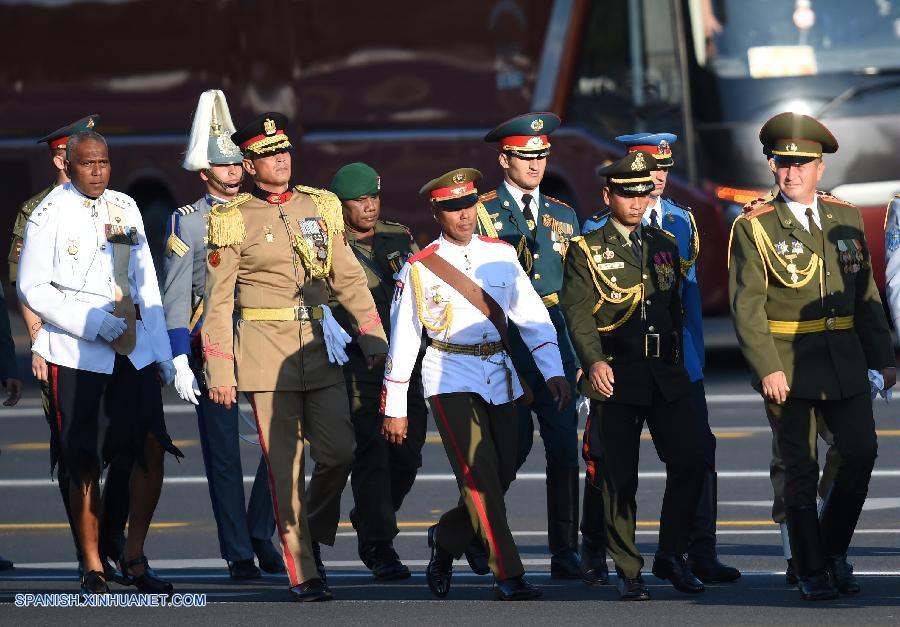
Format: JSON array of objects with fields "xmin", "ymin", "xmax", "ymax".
[
  {"xmin": 263, "ymin": 118, "xmax": 276, "ymax": 136},
  {"xmin": 787, "ymin": 142, "xmax": 798, "ymax": 152},
  {"xmin": 658, "ymin": 139, "xmax": 669, "ymax": 153},
  {"xmin": 531, "ymin": 119, "xmax": 544, "ymax": 131},
  {"xmin": 526, "ymin": 136, "xmax": 543, "ymax": 147},
  {"xmin": 632, "ymin": 152, "xmax": 647, "ymax": 171},
  {"xmin": 452, "ymin": 172, "xmax": 465, "ymax": 184},
  {"xmin": 87, "ymin": 118, "xmax": 95, "ymax": 129},
  {"xmin": 376, "ymin": 176, "xmax": 382, "ymax": 191}
]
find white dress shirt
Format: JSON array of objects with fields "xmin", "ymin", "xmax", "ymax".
[
  {"xmin": 642, "ymin": 196, "xmax": 663, "ymax": 226},
  {"xmin": 18, "ymin": 183, "xmax": 172, "ymax": 374},
  {"xmin": 781, "ymin": 192, "xmax": 821, "ymax": 232},
  {"xmin": 382, "ymin": 234, "xmax": 564, "ymax": 418},
  {"xmin": 503, "ymin": 180, "xmax": 541, "ymax": 223}
]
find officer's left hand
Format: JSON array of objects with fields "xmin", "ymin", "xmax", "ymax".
[
  {"xmin": 546, "ymin": 376, "xmax": 572, "ymax": 411},
  {"xmin": 157, "ymin": 359, "xmax": 177, "ymax": 386},
  {"xmin": 882, "ymin": 367, "xmax": 897, "ymax": 390},
  {"xmin": 367, "ymin": 353, "xmax": 387, "ymax": 370},
  {"xmin": 2, "ymin": 378, "xmax": 22, "ymax": 407},
  {"xmin": 382, "ymin": 416, "xmax": 408, "ymax": 445},
  {"xmin": 575, "ymin": 368, "xmax": 584, "ymax": 383}
]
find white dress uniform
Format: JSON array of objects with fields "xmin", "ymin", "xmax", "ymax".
[
  {"xmin": 18, "ymin": 182, "xmax": 172, "ymax": 373},
  {"xmin": 884, "ymin": 195, "xmax": 900, "ymax": 328},
  {"xmin": 382, "ymin": 234, "xmax": 564, "ymax": 417}
]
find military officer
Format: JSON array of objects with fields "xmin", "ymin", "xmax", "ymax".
[
  {"xmin": 560, "ymin": 151, "xmax": 705, "ymax": 601},
  {"xmin": 582, "ymin": 133, "xmax": 739, "ymax": 583},
  {"xmin": 383, "ymin": 167, "xmax": 569, "ymax": 601},
  {"xmin": 728, "ymin": 112, "xmax": 895, "ymax": 600},
  {"xmin": 476, "ymin": 112, "xmax": 585, "ymax": 581},
  {"xmin": 328, "ymin": 162, "xmax": 426, "ymax": 581},
  {"xmin": 18, "ymin": 130, "xmax": 183, "ymax": 594},
  {"xmin": 203, "ymin": 113, "xmax": 388, "ymax": 602},
  {"xmin": 885, "ymin": 192, "xmax": 900, "ymax": 326},
  {"xmin": 162, "ymin": 91, "xmax": 281, "ymax": 580},
  {"xmin": 8, "ymin": 115, "xmax": 131, "ymax": 578}
]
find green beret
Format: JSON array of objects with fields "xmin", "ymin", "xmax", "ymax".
[{"xmin": 330, "ymin": 162, "xmax": 381, "ymax": 200}]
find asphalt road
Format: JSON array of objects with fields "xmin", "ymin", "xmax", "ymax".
[{"xmin": 1, "ymin": 348, "xmax": 899, "ymax": 625}]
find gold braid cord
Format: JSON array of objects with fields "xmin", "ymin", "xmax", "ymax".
[
  {"xmin": 410, "ymin": 263, "xmax": 453, "ymax": 333},
  {"xmin": 516, "ymin": 235, "xmax": 534, "ymax": 274},
  {"xmin": 748, "ymin": 218, "xmax": 820, "ymax": 289},
  {"xmin": 475, "ymin": 202, "xmax": 499, "ymax": 238},
  {"xmin": 680, "ymin": 211, "xmax": 700, "ymax": 276},
  {"xmin": 208, "ymin": 193, "xmax": 250, "ymax": 247},
  {"xmin": 290, "ymin": 186, "xmax": 345, "ymax": 280},
  {"xmin": 574, "ymin": 238, "xmax": 643, "ymax": 332}
]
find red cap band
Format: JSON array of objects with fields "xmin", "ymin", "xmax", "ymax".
[
  {"xmin": 501, "ymin": 135, "xmax": 549, "ymax": 150},
  {"xmin": 47, "ymin": 136, "xmax": 68, "ymax": 149},
  {"xmin": 430, "ymin": 181, "xmax": 476, "ymax": 201}
]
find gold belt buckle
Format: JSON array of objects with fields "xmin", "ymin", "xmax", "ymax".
[
  {"xmin": 825, "ymin": 317, "xmax": 836, "ymax": 331},
  {"xmin": 477, "ymin": 342, "xmax": 492, "ymax": 358},
  {"xmin": 645, "ymin": 333, "xmax": 661, "ymax": 358},
  {"xmin": 295, "ymin": 306, "xmax": 311, "ymax": 321}
]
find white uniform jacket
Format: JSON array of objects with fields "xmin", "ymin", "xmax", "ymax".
[
  {"xmin": 18, "ymin": 183, "xmax": 172, "ymax": 374},
  {"xmin": 382, "ymin": 234, "xmax": 564, "ymax": 418}
]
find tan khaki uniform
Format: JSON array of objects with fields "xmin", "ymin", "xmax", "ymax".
[{"xmin": 202, "ymin": 185, "xmax": 387, "ymax": 587}]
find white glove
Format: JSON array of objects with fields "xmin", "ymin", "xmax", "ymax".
[
  {"xmin": 158, "ymin": 359, "xmax": 176, "ymax": 386},
  {"xmin": 98, "ymin": 313, "xmax": 127, "ymax": 342},
  {"xmin": 319, "ymin": 304, "xmax": 352, "ymax": 365},
  {"xmin": 868, "ymin": 368, "xmax": 892, "ymax": 402},
  {"xmin": 172, "ymin": 354, "xmax": 200, "ymax": 405},
  {"xmin": 576, "ymin": 395, "xmax": 591, "ymax": 422}
]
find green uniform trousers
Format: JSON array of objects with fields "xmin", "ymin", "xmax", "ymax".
[
  {"xmin": 588, "ymin": 391, "xmax": 704, "ymax": 579},
  {"xmin": 765, "ymin": 393, "xmax": 875, "ymax": 512},
  {"xmin": 770, "ymin": 408, "xmax": 840, "ymax": 523},
  {"xmin": 429, "ymin": 392, "xmax": 524, "ymax": 580},
  {"xmin": 249, "ymin": 382, "xmax": 354, "ymax": 587}
]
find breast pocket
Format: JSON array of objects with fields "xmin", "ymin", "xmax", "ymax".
[{"xmin": 485, "ymin": 274, "xmax": 514, "ymax": 308}]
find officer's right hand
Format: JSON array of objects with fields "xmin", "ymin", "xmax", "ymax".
[
  {"xmin": 172, "ymin": 354, "xmax": 200, "ymax": 405},
  {"xmin": 589, "ymin": 361, "xmax": 615, "ymax": 398},
  {"xmin": 31, "ymin": 353, "xmax": 48, "ymax": 383},
  {"xmin": 382, "ymin": 416, "xmax": 408, "ymax": 446},
  {"xmin": 209, "ymin": 385, "xmax": 237, "ymax": 409},
  {"xmin": 98, "ymin": 313, "xmax": 127, "ymax": 342},
  {"xmin": 761, "ymin": 370, "xmax": 790, "ymax": 404}
]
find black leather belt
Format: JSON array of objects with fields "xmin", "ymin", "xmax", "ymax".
[{"xmin": 600, "ymin": 332, "xmax": 679, "ymax": 361}]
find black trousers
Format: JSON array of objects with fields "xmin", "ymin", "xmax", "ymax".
[
  {"xmin": 587, "ymin": 386, "xmax": 704, "ymax": 578},
  {"xmin": 765, "ymin": 394, "xmax": 875, "ymax": 511}
]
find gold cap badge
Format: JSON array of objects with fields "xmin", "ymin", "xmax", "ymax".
[
  {"xmin": 531, "ymin": 119, "xmax": 544, "ymax": 131},
  {"xmin": 452, "ymin": 172, "xmax": 465, "ymax": 184},
  {"xmin": 632, "ymin": 152, "xmax": 647, "ymax": 171},
  {"xmin": 263, "ymin": 118, "xmax": 276, "ymax": 136}
]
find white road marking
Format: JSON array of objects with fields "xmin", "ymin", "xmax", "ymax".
[{"xmin": 720, "ymin": 497, "xmax": 900, "ymax": 511}]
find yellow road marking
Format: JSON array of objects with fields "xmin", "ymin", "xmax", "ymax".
[
  {"xmin": 2, "ymin": 440, "xmax": 199, "ymax": 451},
  {"xmin": 172, "ymin": 439, "xmax": 198, "ymax": 448},
  {"xmin": 876, "ymin": 430, "xmax": 900, "ymax": 437},
  {"xmin": 0, "ymin": 522, "xmax": 188, "ymax": 531}
]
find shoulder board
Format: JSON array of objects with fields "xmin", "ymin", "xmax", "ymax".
[
  {"xmin": 816, "ymin": 190, "xmax": 855, "ymax": 207},
  {"xmin": 408, "ymin": 243, "xmax": 439, "ymax": 264},
  {"xmin": 105, "ymin": 189, "xmax": 136, "ymax": 208},
  {"xmin": 379, "ymin": 219, "xmax": 410, "ymax": 231},
  {"xmin": 651, "ymin": 226, "xmax": 677, "ymax": 242},
  {"xmin": 587, "ymin": 209, "xmax": 610, "ymax": 222},
  {"xmin": 208, "ymin": 193, "xmax": 250, "ymax": 246},
  {"xmin": 663, "ymin": 197, "xmax": 691, "ymax": 212},
  {"xmin": 21, "ymin": 187, "xmax": 52, "ymax": 212},
  {"xmin": 543, "ymin": 194, "xmax": 573, "ymax": 210},
  {"xmin": 293, "ymin": 184, "xmax": 330, "ymax": 197},
  {"xmin": 570, "ymin": 235, "xmax": 584, "ymax": 243},
  {"xmin": 477, "ymin": 235, "xmax": 513, "ymax": 247},
  {"xmin": 295, "ymin": 185, "xmax": 344, "ymax": 233},
  {"xmin": 176, "ymin": 204, "xmax": 197, "ymax": 216},
  {"xmin": 740, "ymin": 195, "xmax": 776, "ymax": 219},
  {"xmin": 479, "ymin": 190, "xmax": 498, "ymax": 202}
]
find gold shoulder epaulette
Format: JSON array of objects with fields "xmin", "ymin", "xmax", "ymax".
[
  {"xmin": 208, "ymin": 193, "xmax": 250, "ymax": 247},
  {"xmin": 740, "ymin": 195, "xmax": 776, "ymax": 220},
  {"xmin": 479, "ymin": 190, "xmax": 498, "ymax": 202},
  {"xmin": 570, "ymin": 235, "xmax": 584, "ymax": 243},
  {"xmin": 294, "ymin": 185, "xmax": 344, "ymax": 234},
  {"xmin": 544, "ymin": 194, "xmax": 573, "ymax": 210},
  {"xmin": 816, "ymin": 190, "xmax": 855, "ymax": 207}
]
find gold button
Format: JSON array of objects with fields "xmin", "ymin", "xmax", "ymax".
[
  {"xmin": 648, "ymin": 325, "xmax": 655, "ymax": 332},
  {"xmin": 534, "ymin": 273, "xmax": 541, "ymax": 279},
  {"xmin": 826, "ymin": 271, "xmax": 831, "ymax": 276},
  {"xmin": 825, "ymin": 317, "xmax": 836, "ymax": 330},
  {"xmin": 534, "ymin": 253, "xmax": 540, "ymax": 259},
  {"xmin": 646, "ymin": 300, "xmax": 651, "ymax": 305},
  {"xmin": 642, "ymin": 274, "xmax": 648, "ymax": 279}
]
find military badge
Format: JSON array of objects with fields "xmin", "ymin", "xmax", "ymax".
[
  {"xmin": 653, "ymin": 251, "xmax": 675, "ymax": 290},
  {"xmin": 263, "ymin": 118, "xmax": 276, "ymax": 135},
  {"xmin": 666, "ymin": 213, "xmax": 675, "ymax": 223},
  {"xmin": 603, "ymin": 248, "xmax": 615, "ymax": 260},
  {"xmin": 837, "ymin": 239, "xmax": 864, "ymax": 274},
  {"xmin": 67, "ymin": 238, "xmax": 79, "ymax": 256},
  {"xmin": 386, "ymin": 250, "xmax": 404, "ymax": 274},
  {"xmin": 263, "ymin": 225, "xmax": 274, "ymax": 243},
  {"xmin": 611, "ymin": 291, "xmax": 622, "ymax": 299},
  {"xmin": 208, "ymin": 250, "xmax": 221, "ymax": 267},
  {"xmin": 775, "ymin": 240, "xmax": 789, "ymax": 255},
  {"xmin": 791, "ymin": 241, "xmax": 804, "ymax": 255},
  {"xmin": 531, "ymin": 118, "xmax": 544, "ymax": 131},
  {"xmin": 599, "ymin": 262, "xmax": 624, "ymax": 270},
  {"xmin": 105, "ymin": 224, "xmax": 138, "ymax": 245},
  {"xmin": 888, "ymin": 229, "xmax": 900, "ymax": 252},
  {"xmin": 526, "ymin": 219, "xmax": 536, "ymax": 231},
  {"xmin": 299, "ymin": 217, "xmax": 329, "ymax": 260},
  {"xmin": 393, "ymin": 279, "xmax": 404, "ymax": 302}
]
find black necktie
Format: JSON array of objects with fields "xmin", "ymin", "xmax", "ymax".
[
  {"xmin": 806, "ymin": 207, "xmax": 823, "ymax": 248},
  {"xmin": 522, "ymin": 194, "xmax": 535, "ymax": 233},
  {"xmin": 629, "ymin": 230, "xmax": 642, "ymax": 261},
  {"xmin": 649, "ymin": 208, "xmax": 661, "ymax": 230}
]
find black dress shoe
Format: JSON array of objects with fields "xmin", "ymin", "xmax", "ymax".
[
  {"xmin": 80, "ymin": 570, "xmax": 110, "ymax": 595},
  {"xmin": 120, "ymin": 556, "xmax": 174, "ymax": 594},
  {"xmin": 228, "ymin": 558, "xmax": 261, "ymax": 580},
  {"xmin": 311, "ymin": 541, "xmax": 328, "ymax": 586},
  {"xmin": 797, "ymin": 573, "xmax": 839, "ymax": 601},
  {"xmin": 371, "ymin": 544, "xmax": 411, "ymax": 581},
  {"xmin": 652, "ymin": 555, "xmax": 705, "ymax": 594},
  {"xmin": 426, "ymin": 525, "xmax": 454, "ymax": 598},
  {"xmin": 689, "ymin": 557, "xmax": 741, "ymax": 583},
  {"xmin": 826, "ymin": 555, "xmax": 860, "ymax": 595},
  {"xmin": 290, "ymin": 579, "xmax": 333, "ymax": 602},
  {"xmin": 252, "ymin": 538, "xmax": 285, "ymax": 574},
  {"xmin": 493, "ymin": 575, "xmax": 542, "ymax": 601},
  {"xmin": 550, "ymin": 549, "xmax": 582, "ymax": 579},
  {"xmin": 0, "ymin": 555, "xmax": 13, "ymax": 571},
  {"xmin": 463, "ymin": 537, "xmax": 490, "ymax": 575},
  {"xmin": 580, "ymin": 545, "xmax": 609, "ymax": 586},
  {"xmin": 785, "ymin": 559, "xmax": 798, "ymax": 585},
  {"xmin": 617, "ymin": 573, "xmax": 650, "ymax": 601}
]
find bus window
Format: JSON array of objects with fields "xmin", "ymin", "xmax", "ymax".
[{"xmin": 567, "ymin": 0, "xmax": 685, "ymax": 173}]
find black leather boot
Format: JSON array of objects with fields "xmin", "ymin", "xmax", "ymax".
[
  {"xmin": 426, "ymin": 525, "xmax": 454, "ymax": 598},
  {"xmin": 820, "ymin": 486, "xmax": 866, "ymax": 595},
  {"xmin": 579, "ymin": 476, "xmax": 609, "ymax": 585},
  {"xmin": 688, "ymin": 472, "xmax": 741, "ymax": 583},
  {"xmin": 785, "ymin": 505, "xmax": 837, "ymax": 601},
  {"xmin": 547, "ymin": 467, "xmax": 581, "ymax": 579}
]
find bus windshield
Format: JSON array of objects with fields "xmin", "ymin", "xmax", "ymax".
[{"xmin": 692, "ymin": 0, "xmax": 900, "ymax": 79}]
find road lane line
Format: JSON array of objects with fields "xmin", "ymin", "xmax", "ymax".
[
  {"xmin": 3, "ymin": 469, "xmax": 900, "ymax": 487},
  {"xmin": 0, "ymin": 522, "xmax": 188, "ymax": 530}
]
